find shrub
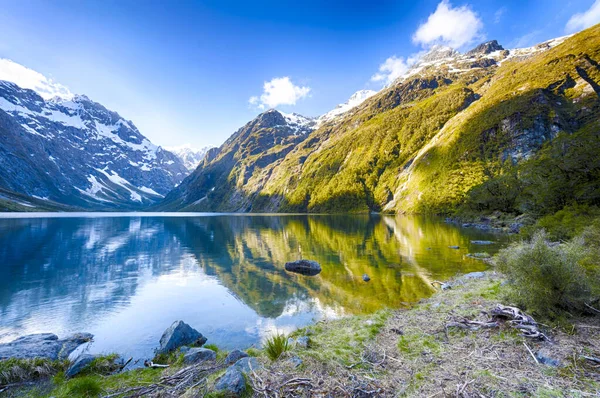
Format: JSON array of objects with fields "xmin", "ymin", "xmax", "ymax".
[
  {"xmin": 263, "ymin": 333, "xmax": 289, "ymax": 361},
  {"xmin": 496, "ymin": 229, "xmax": 600, "ymax": 317}
]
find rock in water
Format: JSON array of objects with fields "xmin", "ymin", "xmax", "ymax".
[
  {"xmin": 66, "ymin": 354, "xmax": 97, "ymax": 377},
  {"xmin": 225, "ymin": 349, "xmax": 249, "ymax": 365},
  {"xmin": 284, "ymin": 259, "xmax": 321, "ymax": 276},
  {"xmin": 362, "ymin": 274, "xmax": 371, "ymax": 282},
  {"xmin": 157, "ymin": 321, "xmax": 206, "ymax": 354},
  {"xmin": 448, "ymin": 246, "xmax": 460, "ymax": 249},
  {"xmin": 183, "ymin": 347, "xmax": 216, "ymax": 364},
  {"xmin": 471, "ymin": 240, "xmax": 494, "ymax": 245},
  {"xmin": 0, "ymin": 332, "xmax": 93, "ymax": 360}
]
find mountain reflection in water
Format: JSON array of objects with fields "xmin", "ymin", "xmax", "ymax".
[{"xmin": 0, "ymin": 213, "xmax": 507, "ymax": 360}]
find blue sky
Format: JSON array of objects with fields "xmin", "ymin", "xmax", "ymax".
[{"xmin": 0, "ymin": 0, "xmax": 599, "ymax": 148}]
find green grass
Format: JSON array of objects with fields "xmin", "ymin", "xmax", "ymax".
[
  {"xmin": 0, "ymin": 358, "xmax": 68, "ymax": 385},
  {"xmin": 263, "ymin": 333, "xmax": 289, "ymax": 361}
]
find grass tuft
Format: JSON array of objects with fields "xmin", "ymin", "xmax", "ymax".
[{"xmin": 263, "ymin": 333, "xmax": 289, "ymax": 361}]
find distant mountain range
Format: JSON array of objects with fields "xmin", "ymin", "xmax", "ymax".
[
  {"xmin": 1, "ymin": 24, "xmax": 599, "ymax": 216},
  {"xmin": 166, "ymin": 144, "xmax": 213, "ymax": 171},
  {"xmin": 0, "ymin": 80, "xmax": 188, "ymax": 210}
]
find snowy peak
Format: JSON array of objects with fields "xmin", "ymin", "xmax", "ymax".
[
  {"xmin": 279, "ymin": 111, "xmax": 316, "ymax": 133},
  {"xmin": 166, "ymin": 144, "xmax": 213, "ymax": 171},
  {"xmin": 390, "ymin": 35, "xmax": 571, "ymax": 86},
  {"xmin": 466, "ymin": 40, "xmax": 504, "ymax": 56},
  {"xmin": 419, "ymin": 45, "xmax": 459, "ymax": 63},
  {"xmin": 317, "ymin": 89, "xmax": 377, "ymax": 124}
]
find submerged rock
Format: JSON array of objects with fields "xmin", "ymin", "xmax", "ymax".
[
  {"xmin": 471, "ymin": 240, "xmax": 494, "ymax": 245},
  {"xmin": 66, "ymin": 354, "xmax": 97, "ymax": 378},
  {"xmin": 157, "ymin": 321, "xmax": 206, "ymax": 355},
  {"xmin": 448, "ymin": 245, "xmax": 460, "ymax": 249},
  {"xmin": 0, "ymin": 332, "xmax": 93, "ymax": 360},
  {"xmin": 362, "ymin": 274, "xmax": 371, "ymax": 282},
  {"xmin": 225, "ymin": 349, "xmax": 249, "ymax": 365},
  {"xmin": 466, "ymin": 253, "xmax": 491, "ymax": 259},
  {"xmin": 284, "ymin": 259, "xmax": 321, "ymax": 276},
  {"xmin": 183, "ymin": 347, "xmax": 216, "ymax": 364}
]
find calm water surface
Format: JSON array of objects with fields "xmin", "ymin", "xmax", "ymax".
[{"xmin": 0, "ymin": 213, "xmax": 508, "ymax": 361}]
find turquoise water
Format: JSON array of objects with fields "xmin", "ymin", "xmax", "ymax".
[{"xmin": 0, "ymin": 213, "xmax": 507, "ymax": 361}]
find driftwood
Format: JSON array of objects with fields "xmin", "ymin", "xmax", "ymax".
[
  {"xmin": 103, "ymin": 362, "xmax": 225, "ymax": 398},
  {"xmin": 490, "ymin": 304, "xmax": 549, "ymax": 341},
  {"xmin": 582, "ymin": 355, "xmax": 600, "ymax": 364},
  {"xmin": 144, "ymin": 360, "xmax": 169, "ymax": 368},
  {"xmin": 446, "ymin": 304, "xmax": 549, "ymax": 341}
]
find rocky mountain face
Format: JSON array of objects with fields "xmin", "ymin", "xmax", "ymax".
[
  {"xmin": 162, "ymin": 24, "xmax": 600, "ymax": 216},
  {"xmin": 159, "ymin": 109, "xmax": 315, "ymax": 211},
  {"xmin": 0, "ymin": 81, "xmax": 188, "ymax": 210},
  {"xmin": 166, "ymin": 144, "xmax": 213, "ymax": 171}
]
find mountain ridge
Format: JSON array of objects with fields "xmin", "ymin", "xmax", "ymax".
[{"xmin": 160, "ymin": 25, "xmax": 600, "ymax": 217}]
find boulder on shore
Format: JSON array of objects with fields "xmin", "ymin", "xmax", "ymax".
[
  {"xmin": 66, "ymin": 354, "xmax": 97, "ymax": 377},
  {"xmin": 284, "ymin": 259, "xmax": 321, "ymax": 276},
  {"xmin": 183, "ymin": 347, "xmax": 216, "ymax": 364},
  {"xmin": 225, "ymin": 349, "xmax": 249, "ymax": 365},
  {"xmin": 0, "ymin": 332, "xmax": 93, "ymax": 361},
  {"xmin": 216, "ymin": 357, "xmax": 261, "ymax": 396},
  {"xmin": 157, "ymin": 321, "xmax": 206, "ymax": 355}
]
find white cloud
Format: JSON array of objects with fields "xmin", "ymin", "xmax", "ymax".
[
  {"xmin": 566, "ymin": 0, "xmax": 600, "ymax": 33},
  {"xmin": 371, "ymin": 56, "xmax": 413, "ymax": 85},
  {"xmin": 413, "ymin": 0, "xmax": 484, "ymax": 49},
  {"xmin": 0, "ymin": 59, "xmax": 74, "ymax": 100},
  {"xmin": 249, "ymin": 77, "xmax": 310, "ymax": 109}
]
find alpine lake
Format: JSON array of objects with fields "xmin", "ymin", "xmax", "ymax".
[{"xmin": 0, "ymin": 213, "xmax": 510, "ymax": 363}]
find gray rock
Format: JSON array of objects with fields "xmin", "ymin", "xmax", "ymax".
[
  {"xmin": 362, "ymin": 273, "xmax": 371, "ymax": 282},
  {"xmin": 232, "ymin": 357, "xmax": 261, "ymax": 373},
  {"xmin": 179, "ymin": 346, "xmax": 191, "ymax": 353},
  {"xmin": 215, "ymin": 367, "xmax": 246, "ymax": 396},
  {"xmin": 284, "ymin": 259, "xmax": 321, "ymax": 276},
  {"xmin": 225, "ymin": 349, "xmax": 248, "ymax": 365},
  {"xmin": 461, "ymin": 271, "xmax": 486, "ymax": 280},
  {"xmin": 157, "ymin": 321, "xmax": 206, "ymax": 355},
  {"xmin": 296, "ymin": 336, "xmax": 310, "ymax": 348},
  {"xmin": 289, "ymin": 356, "xmax": 303, "ymax": 368},
  {"xmin": 215, "ymin": 357, "xmax": 261, "ymax": 396},
  {"xmin": 183, "ymin": 347, "xmax": 216, "ymax": 364},
  {"xmin": 471, "ymin": 240, "xmax": 494, "ymax": 245},
  {"xmin": 66, "ymin": 354, "xmax": 97, "ymax": 378},
  {"xmin": 448, "ymin": 246, "xmax": 460, "ymax": 249},
  {"xmin": 535, "ymin": 349, "xmax": 562, "ymax": 367},
  {"xmin": 0, "ymin": 332, "xmax": 93, "ymax": 360}
]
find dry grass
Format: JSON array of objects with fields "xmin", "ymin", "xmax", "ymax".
[{"xmin": 249, "ymin": 273, "xmax": 600, "ymax": 397}]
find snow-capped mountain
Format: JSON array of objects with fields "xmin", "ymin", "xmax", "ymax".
[
  {"xmin": 0, "ymin": 79, "xmax": 188, "ymax": 210},
  {"xmin": 392, "ymin": 36, "xmax": 571, "ymax": 85},
  {"xmin": 166, "ymin": 144, "xmax": 213, "ymax": 171},
  {"xmin": 279, "ymin": 111, "xmax": 317, "ymax": 134},
  {"xmin": 317, "ymin": 89, "xmax": 377, "ymax": 124}
]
